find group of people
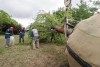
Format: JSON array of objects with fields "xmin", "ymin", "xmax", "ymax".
[{"xmin": 5, "ymin": 27, "xmax": 39, "ymax": 50}]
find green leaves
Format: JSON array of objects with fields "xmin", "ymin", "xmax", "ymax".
[
  {"xmin": 70, "ymin": 0, "xmax": 98, "ymax": 27},
  {"xmin": 29, "ymin": 9, "xmax": 69, "ymax": 44},
  {"xmin": 0, "ymin": 10, "xmax": 21, "ymax": 34}
]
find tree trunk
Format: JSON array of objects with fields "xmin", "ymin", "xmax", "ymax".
[{"xmin": 51, "ymin": 25, "xmax": 73, "ymax": 37}]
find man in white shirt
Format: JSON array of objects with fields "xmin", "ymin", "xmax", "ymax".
[{"xmin": 31, "ymin": 27, "xmax": 39, "ymax": 50}]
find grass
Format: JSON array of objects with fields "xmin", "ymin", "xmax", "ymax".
[
  {"xmin": 0, "ymin": 33, "xmax": 68, "ymax": 67},
  {"xmin": 0, "ymin": 48, "xmax": 5, "ymax": 54}
]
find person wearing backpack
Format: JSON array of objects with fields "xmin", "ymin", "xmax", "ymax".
[{"xmin": 30, "ymin": 27, "xmax": 39, "ymax": 50}]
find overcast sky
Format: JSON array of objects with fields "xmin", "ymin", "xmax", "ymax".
[{"xmin": 0, "ymin": 0, "xmax": 81, "ymax": 28}]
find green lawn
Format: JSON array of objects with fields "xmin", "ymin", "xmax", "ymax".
[
  {"xmin": 0, "ymin": 34, "xmax": 68, "ymax": 67},
  {"xmin": 0, "ymin": 33, "xmax": 29, "ymax": 47}
]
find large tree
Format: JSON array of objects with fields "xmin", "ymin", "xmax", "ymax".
[
  {"xmin": 29, "ymin": 8, "xmax": 73, "ymax": 44},
  {"xmin": 29, "ymin": 0, "xmax": 99, "ymax": 44}
]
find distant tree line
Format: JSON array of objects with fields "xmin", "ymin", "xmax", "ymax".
[{"xmin": 0, "ymin": 10, "xmax": 22, "ymax": 34}]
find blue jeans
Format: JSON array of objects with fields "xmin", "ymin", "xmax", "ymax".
[
  {"xmin": 19, "ymin": 36, "xmax": 24, "ymax": 43},
  {"xmin": 32, "ymin": 36, "xmax": 39, "ymax": 40},
  {"xmin": 6, "ymin": 38, "xmax": 10, "ymax": 45}
]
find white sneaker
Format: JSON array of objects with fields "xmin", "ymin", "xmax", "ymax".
[{"xmin": 6, "ymin": 45, "xmax": 8, "ymax": 47}]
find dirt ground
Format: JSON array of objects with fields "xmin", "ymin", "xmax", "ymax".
[{"xmin": 0, "ymin": 35, "xmax": 69, "ymax": 67}]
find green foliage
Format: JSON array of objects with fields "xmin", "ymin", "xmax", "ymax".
[
  {"xmin": 53, "ymin": 7, "xmax": 65, "ymax": 24},
  {"xmin": 29, "ymin": 8, "xmax": 70, "ymax": 44},
  {"xmin": 53, "ymin": 7, "xmax": 72, "ymax": 26},
  {"xmin": 72, "ymin": 0, "xmax": 92, "ymax": 20},
  {"xmin": 0, "ymin": 10, "xmax": 22, "ymax": 34},
  {"xmin": 70, "ymin": 0, "xmax": 98, "ymax": 27},
  {"xmin": 28, "ymin": 0, "xmax": 100, "ymax": 44},
  {"xmin": 11, "ymin": 19, "xmax": 18, "ymax": 26},
  {"xmin": 0, "ymin": 10, "xmax": 11, "ymax": 27}
]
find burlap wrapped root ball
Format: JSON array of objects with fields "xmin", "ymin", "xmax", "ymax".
[{"xmin": 66, "ymin": 14, "xmax": 100, "ymax": 67}]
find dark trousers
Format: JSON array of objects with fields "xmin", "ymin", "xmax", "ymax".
[{"xmin": 19, "ymin": 36, "xmax": 24, "ymax": 43}]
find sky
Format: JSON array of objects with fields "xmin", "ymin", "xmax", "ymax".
[{"xmin": 0, "ymin": 0, "xmax": 81, "ymax": 28}]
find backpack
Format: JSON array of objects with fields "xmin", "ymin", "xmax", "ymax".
[{"xmin": 30, "ymin": 30, "xmax": 34, "ymax": 37}]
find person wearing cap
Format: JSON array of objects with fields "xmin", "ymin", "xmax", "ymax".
[
  {"xmin": 19, "ymin": 27, "xmax": 25, "ymax": 43},
  {"xmin": 30, "ymin": 27, "xmax": 39, "ymax": 50},
  {"xmin": 5, "ymin": 27, "xmax": 13, "ymax": 47}
]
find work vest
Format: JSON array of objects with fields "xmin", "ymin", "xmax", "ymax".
[
  {"xmin": 5, "ymin": 29, "xmax": 11, "ymax": 38},
  {"xmin": 19, "ymin": 29, "xmax": 25, "ymax": 37}
]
